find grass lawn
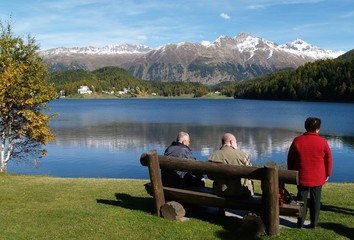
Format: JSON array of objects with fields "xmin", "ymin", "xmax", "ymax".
[{"xmin": 0, "ymin": 174, "xmax": 353, "ymax": 239}]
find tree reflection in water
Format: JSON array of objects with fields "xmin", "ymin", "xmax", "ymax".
[
  {"xmin": 7, "ymin": 99, "xmax": 354, "ymax": 182},
  {"xmin": 45, "ymin": 121, "xmax": 353, "ymax": 182}
]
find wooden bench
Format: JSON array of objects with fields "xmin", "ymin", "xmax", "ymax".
[{"xmin": 140, "ymin": 150, "xmax": 303, "ymax": 236}]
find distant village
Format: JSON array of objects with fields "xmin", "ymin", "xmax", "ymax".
[{"xmin": 64, "ymin": 85, "xmax": 157, "ymax": 97}]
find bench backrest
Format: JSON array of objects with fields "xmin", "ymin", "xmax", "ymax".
[
  {"xmin": 140, "ymin": 150, "xmax": 299, "ymax": 237},
  {"xmin": 140, "ymin": 151, "xmax": 299, "ymax": 184}
]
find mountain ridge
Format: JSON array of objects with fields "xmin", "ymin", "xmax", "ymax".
[
  {"xmin": 41, "ymin": 32, "xmax": 346, "ymax": 85},
  {"xmin": 41, "ymin": 32, "xmax": 344, "ymax": 59}
]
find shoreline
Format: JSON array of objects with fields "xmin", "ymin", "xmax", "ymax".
[{"xmin": 59, "ymin": 92, "xmax": 234, "ymax": 99}]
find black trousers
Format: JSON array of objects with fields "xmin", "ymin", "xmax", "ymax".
[{"xmin": 296, "ymin": 185, "xmax": 322, "ymax": 228}]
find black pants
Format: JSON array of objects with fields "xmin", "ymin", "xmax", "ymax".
[
  {"xmin": 162, "ymin": 170, "xmax": 204, "ymax": 188},
  {"xmin": 296, "ymin": 185, "xmax": 322, "ymax": 228}
]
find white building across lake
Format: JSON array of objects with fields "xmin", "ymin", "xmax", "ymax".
[{"xmin": 78, "ymin": 86, "xmax": 92, "ymax": 94}]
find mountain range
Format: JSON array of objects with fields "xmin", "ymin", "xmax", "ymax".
[{"xmin": 41, "ymin": 33, "xmax": 345, "ymax": 85}]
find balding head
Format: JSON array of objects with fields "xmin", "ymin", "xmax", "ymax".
[
  {"xmin": 222, "ymin": 133, "xmax": 237, "ymax": 149},
  {"xmin": 177, "ymin": 131, "xmax": 190, "ymax": 146}
]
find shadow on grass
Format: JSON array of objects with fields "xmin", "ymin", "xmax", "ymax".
[
  {"xmin": 321, "ymin": 204, "xmax": 354, "ymax": 216},
  {"xmin": 319, "ymin": 223, "xmax": 354, "ymax": 239},
  {"xmin": 186, "ymin": 207, "xmax": 261, "ymax": 239},
  {"xmin": 97, "ymin": 194, "xmax": 260, "ymax": 239},
  {"xmin": 96, "ymin": 193, "xmax": 155, "ymax": 214}
]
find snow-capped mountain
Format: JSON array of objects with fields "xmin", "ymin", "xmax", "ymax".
[
  {"xmin": 41, "ymin": 44, "xmax": 152, "ymax": 56},
  {"xmin": 279, "ymin": 39, "xmax": 344, "ymax": 59},
  {"xmin": 203, "ymin": 33, "xmax": 344, "ymax": 59},
  {"xmin": 42, "ymin": 33, "xmax": 346, "ymax": 85}
]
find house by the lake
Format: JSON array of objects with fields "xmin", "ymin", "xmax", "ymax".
[{"xmin": 78, "ymin": 86, "xmax": 92, "ymax": 94}]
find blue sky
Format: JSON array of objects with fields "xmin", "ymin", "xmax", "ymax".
[{"xmin": 1, "ymin": 0, "xmax": 353, "ymax": 51}]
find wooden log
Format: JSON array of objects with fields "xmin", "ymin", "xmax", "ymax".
[
  {"xmin": 241, "ymin": 213, "xmax": 266, "ymax": 239},
  {"xmin": 278, "ymin": 169, "xmax": 299, "ymax": 184},
  {"xmin": 280, "ymin": 202, "xmax": 304, "ymax": 217},
  {"xmin": 140, "ymin": 154, "xmax": 298, "ymax": 184},
  {"xmin": 144, "ymin": 150, "xmax": 165, "ymax": 217},
  {"xmin": 262, "ymin": 163, "xmax": 279, "ymax": 237},
  {"xmin": 160, "ymin": 201, "xmax": 186, "ymax": 220},
  {"xmin": 162, "ymin": 186, "xmax": 263, "ymax": 211},
  {"xmin": 142, "ymin": 154, "xmax": 262, "ymax": 179}
]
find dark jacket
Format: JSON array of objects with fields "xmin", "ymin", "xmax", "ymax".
[{"xmin": 162, "ymin": 141, "xmax": 204, "ymax": 188}]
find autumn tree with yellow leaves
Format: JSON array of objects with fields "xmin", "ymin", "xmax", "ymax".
[{"xmin": 0, "ymin": 20, "xmax": 56, "ymax": 173}]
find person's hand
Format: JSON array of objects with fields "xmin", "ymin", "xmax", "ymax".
[
  {"xmin": 245, "ymin": 156, "xmax": 252, "ymax": 166},
  {"xmin": 326, "ymin": 176, "xmax": 329, "ymax": 182}
]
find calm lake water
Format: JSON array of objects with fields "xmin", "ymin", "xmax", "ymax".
[{"xmin": 7, "ymin": 98, "xmax": 354, "ymax": 182}]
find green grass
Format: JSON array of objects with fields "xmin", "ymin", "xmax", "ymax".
[{"xmin": 0, "ymin": 174, "xmax": 353, "ymax": 240}]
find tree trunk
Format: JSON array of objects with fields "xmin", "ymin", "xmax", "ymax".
[
  {"xmin": 1, "ymin": 132, "xmax": 6, "ymax": 173},
  {"xmin": 1, "ymin": 131, "xmax": 11, "ymax": 173},
  {"xmin": 0, "ymin": 163, "xmax": 6, "ymax": 173}
]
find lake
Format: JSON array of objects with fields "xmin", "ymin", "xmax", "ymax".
[{"xmin": 7, "ymin": 98, "xmax": 354, "ymax": 182}]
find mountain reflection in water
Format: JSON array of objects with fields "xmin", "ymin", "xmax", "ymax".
[
  {"xmin": 7, "ymin": 99, "xmax": 354, "ymax": 182},
  {"xmin": 46, "ymin": 121, "xmax": 353, "ymax": 182},
  {"xmin": 53, "ymin": 122, "xmax": 296, "ymax": 159}
]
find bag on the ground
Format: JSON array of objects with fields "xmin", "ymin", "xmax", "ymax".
[{"xmin": 278, "ymin": 182, "xmax": 295, "ymax": 205}]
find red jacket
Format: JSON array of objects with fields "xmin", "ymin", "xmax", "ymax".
[{"xmin": 287, "ymin": 132, "xmax": 332, "ymax": 187}]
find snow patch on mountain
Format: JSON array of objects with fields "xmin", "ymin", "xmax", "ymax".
[
  {"xmin": 232, "ymin": 33, "xmax": 344, "ymax": 60},
  {"xmin": 40, "ymin": 33, "xmax": 344, "ymax": 60},
  {"xmin": 201, "ymin": 40, "xmax": 211, "ymax": 47},
  {"xmin": 41, "ymin": 44, "xmax": 152, "ymax": 56},
  {"xmin": 279, "ymin": 39, "xmax": 345, "ymax": 59},
  {"xmin": 234, "ymin": 33, "xmax": 278, "ymax": 60},
  {"xmin": 236, "ymin": 34, "xmax": 259, "ymax": 55}
]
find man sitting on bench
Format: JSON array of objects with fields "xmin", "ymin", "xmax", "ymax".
[
  {"xmin": 161, "ymin": 131, "xmax": 205, "ymax": 188},
  {"xmin": 208, "ymin": 133, "xmax": 254, "ymax": 198}
]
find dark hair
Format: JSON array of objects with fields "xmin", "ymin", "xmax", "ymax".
[{"xmin": 304, "ymin": 117, "xmax": 321, "ymax": 132}]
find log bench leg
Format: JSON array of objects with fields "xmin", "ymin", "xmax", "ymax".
[
  {"xmin": 160, "ymin": 201, "xmax": 186, "ymax": 221},
  {"xmin": 262, "ymin": 163, "xmax": 280, "ymax": 236},
  {"xmin": 241, "ymin": 213, "xmax": 266, "ymax": 238},
  {"xmin": 145, "ymin": 150, "xmax": 165, "ymax": 217}
]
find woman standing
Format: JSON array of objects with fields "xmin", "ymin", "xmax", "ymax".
[{"xmin": 287, "ymin": 117, "xmax": 332, "ymax": 228}]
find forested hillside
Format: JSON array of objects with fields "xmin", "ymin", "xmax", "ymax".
[
  {"xmin": 49, "ymin": 51, "xmax": 354, "ymax": 101},
  {"xmin": 234, "ymin": 53, "xmax": 354, "ymax": 102},
  {"xmin": 49, "ymin": 66, "xmax": 211, "ymax": 97},
  {"xmin": 337, "ymin": 49, "xmax": 354, "ymax": 60}
]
